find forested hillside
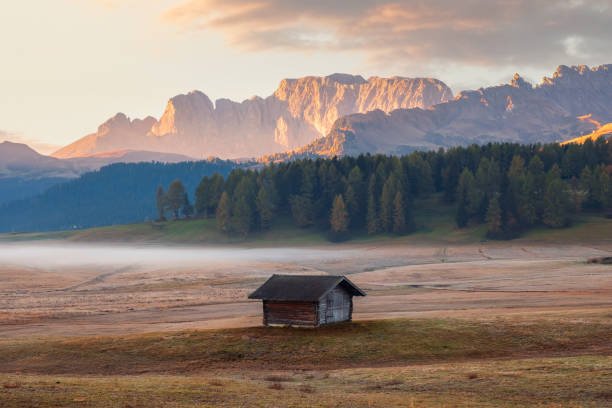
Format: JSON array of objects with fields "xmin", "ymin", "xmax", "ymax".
[
  {"xmin": 0, "ymin": 177, "xmax": 74, "ymax": 205},
  {"xmin": 0, "ymin": 160, "xmax": 237, "ymax": 232},
  {"xmin": 163, "ymin": 138, "xmax": 612, "ymax": 240}
]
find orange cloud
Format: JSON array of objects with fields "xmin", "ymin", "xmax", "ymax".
[{"xmin": 161, "ymin": 0, "xmax": 612, "ymax": 72}]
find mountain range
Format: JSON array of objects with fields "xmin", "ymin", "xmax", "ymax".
[
  {"xmin": 0, "ymin": 64, "xmax": 610, "ymax": 233},
  {"xmin": 2, "ymin": 64, "xmax": 611, "ymax": 205},
  {"xmin": 264, "ymin": 64, "xmax": 612, "ymax": 160},
  {"xmin": 49, "ymin": 65, "xmax": 611, "ymax": 162},
  {"xmin": 52, "ymin": 74, "xmax": 453, "ymax": 159}
]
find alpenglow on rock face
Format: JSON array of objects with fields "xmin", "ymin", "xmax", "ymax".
[
  {"xmin": 271, "ymin": 64, "xmax": 612, "ymax": 159},
  {"xmin": 52, "ymin": 75, "xmax": 453, "ymax": 159}
]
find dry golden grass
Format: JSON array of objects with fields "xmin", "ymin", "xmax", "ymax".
[
  {"xmin": 0, "ymin": 356, "xmax": 610, "ymax": 407},
  {"xmin": 0, "ymin": 316, "xmax": 610, "ymax": 407},
  {"xmin": 1, "ymin": 317, "xmax": 610, "ymax": 375}
]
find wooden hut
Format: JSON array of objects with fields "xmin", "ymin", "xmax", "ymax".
[{"xmin": 248, "ymin": 275, "xmax": 366, "ymax": 327}]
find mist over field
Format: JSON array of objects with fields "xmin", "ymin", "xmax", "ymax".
[{"xmin": 0, "ymin": 242, "xmax": 359, "ymax": 270}]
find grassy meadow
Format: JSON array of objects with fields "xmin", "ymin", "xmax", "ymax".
[{"xmin": 1, "ymin": 317, "xmax": 611, "ymax": 407}]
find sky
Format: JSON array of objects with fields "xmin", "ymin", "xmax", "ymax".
[{"xmin": 1, "ymin": 0, "xmax": 610, "ymax": 153}]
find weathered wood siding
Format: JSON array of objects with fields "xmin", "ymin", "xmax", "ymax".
[
  {"xmin": 263, "ymin": 301, "xmax": 317, "ymax": 326},
  {"xmin": 319, "ymin": 287, "xmax": 352, "ymax": 325}
]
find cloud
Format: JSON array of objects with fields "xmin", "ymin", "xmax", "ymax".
[
  {"xmin": 162, "ymin": 0, "xmax": 612, "ymax": 75},
  {"xmin": 0, "ymin": 130, "xmax": 62, "ymax": 155}
]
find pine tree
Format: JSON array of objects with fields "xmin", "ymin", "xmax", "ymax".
[
  {"xmin": 580, "ymin": 166, "xmax": 595, "ymax": 208},
  {"xmin": 196, "ymin": 174, "xmax": 225, "ymax": 217},
  {"xmin": 366, "ymin": 175, "xmax": 379, "ymax": 234},
  {"xmin": 231, "ymin": 178, "xmax": 256, "ymax": 237},
  {"xmin": 474, "ymin": 157, "xmax": 490, "ymax": 218},
  {"xmin": 507, "ymin": 156, "xmax": 527, "ymax": 225},
  {"xmin": 208, "ymin": 174, "xmax": 225, "ymax": 215},
  {"xmin": 256, "ymin": 186, "xmax": 275, "ymax": 230},
  {"xmin": 380, "ymin": 174, "xmax": 398, "ymax": 232},
  {"xmin": 568, "ymin": 176, "xmax": 584, "ymax": 213},
  {"xmin": 166, "ymin": 179, "xmax": 186, "ymax": 219},
  {"xmin": 232, "ymin": 195, "xmax": 252, "ymax": 238},
  {"xmin": 344, "ymin": 185, "xmax": 359, "ymax": 229},
  {"xmin": 455, "ymin": 168, "xmax": 475, "ymax": 227},
  {"xmin": 485, "ymin": 195, "xmax": 502, "ymax": 238},
  {"xmin": 519, "ymin": 176, "xmax": 538, "ymax": 225},
  {"xmin": 542, "ymin": 168, "xmax": 570, "ymax": 228},
  {"xmin": 561, "ymin": 144, "xmax": 583, "ymax": 178},
  {"xmin": 456, "ymin": 193, "xmax": 469, "ymax": 228},
  {"xmin": 597, "ymin": 165, "xmax": 611, "ymax": 209},
  {"xmin": 290, "ymin": 165, "xmax": 316, "ymax": 227},
  {"xmin": 290, "ymin": 195, "xmax": 315, "ymax": 227},
  {"xmin": 194, "ymin": 176, "xmax": 209, "ymax": 216},
  {"xmin": 155, "ymin": 185, "xmax": 167, "ymax": 221},
  {"xmin": 407, "ymin": 153, "xmax": 434, "ymax": 197},
  {"xmin": 216, "ymin": 191, "xmax": 231, "ymax": 233},
  {"xmin": 181, "ymin": 192, "xmax": 194, "ymax": 218},
  {"xmin": 527, "ymin": 156, "xmax": 546, "ymax": 220},
  {"xmin": 347, "ymin": 166, "xmax": 365, "ymax": 227},
  {"xmin": 392, "ymin": 191, "xmax": 406, "ymax": 234}
]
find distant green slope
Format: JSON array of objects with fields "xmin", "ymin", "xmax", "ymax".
[
  {"xmin": 2, "ymin": 197, "xmax": 610, "ymax": 246},
  {"xmin": 0, "ymin": 160, "xmax": 238, "ymax": 233}
]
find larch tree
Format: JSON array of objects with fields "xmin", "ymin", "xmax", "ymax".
[
  {"xmin": 392, "ymin": 191, "xmax": 406, "ymax": 234},
  {"xmin": 330, "ymin": 194, "xmax": 349, "ymax": 236},
  {"xmin": 485, "ymin": 195, "xmax": 503, "ymax": 238}
]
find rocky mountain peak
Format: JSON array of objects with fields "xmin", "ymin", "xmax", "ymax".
[
  {"xmin": 540, "ymin": 64, "xmax": 611, "ymax": 87},
  {"xmin": 97, "ymin": 113, "xmax": 156, "ymax": 135},
  {"xmin": 151, "ymin": 91, "xmax": 214, "ymax": 137},
  {"xmin": 325, "ymin": 73, "xmax": 367, "ymax": 85},
  {"xmin": 510, "ymin": 73, "xmax": 532, "ymax": 89}
]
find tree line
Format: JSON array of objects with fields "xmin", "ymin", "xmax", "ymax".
[{"xmin": 156, "ymin": 138, "xmax": 611, "ymax": 240}]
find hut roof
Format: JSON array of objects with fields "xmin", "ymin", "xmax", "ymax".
[{"xmin": 248, "ymin": 275, "xmax": 366, "ymax": 301}]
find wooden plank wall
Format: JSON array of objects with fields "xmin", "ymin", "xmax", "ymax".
[
  {"xmin": 263, "ymin": 301, "xmax": 317, "ymax": 326},
  {"xmin": 318, "ymin": 287, "xmax": 352, "ymax": 325}
]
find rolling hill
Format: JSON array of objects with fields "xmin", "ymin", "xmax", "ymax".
[{"xmin": 0, "ymin": 141, "xmax": 196, "ymax": 204}]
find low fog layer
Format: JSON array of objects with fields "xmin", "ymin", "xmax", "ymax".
[{"xmin": 0, "ymin": 242, "xmax": 359, "ymax": 269}]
